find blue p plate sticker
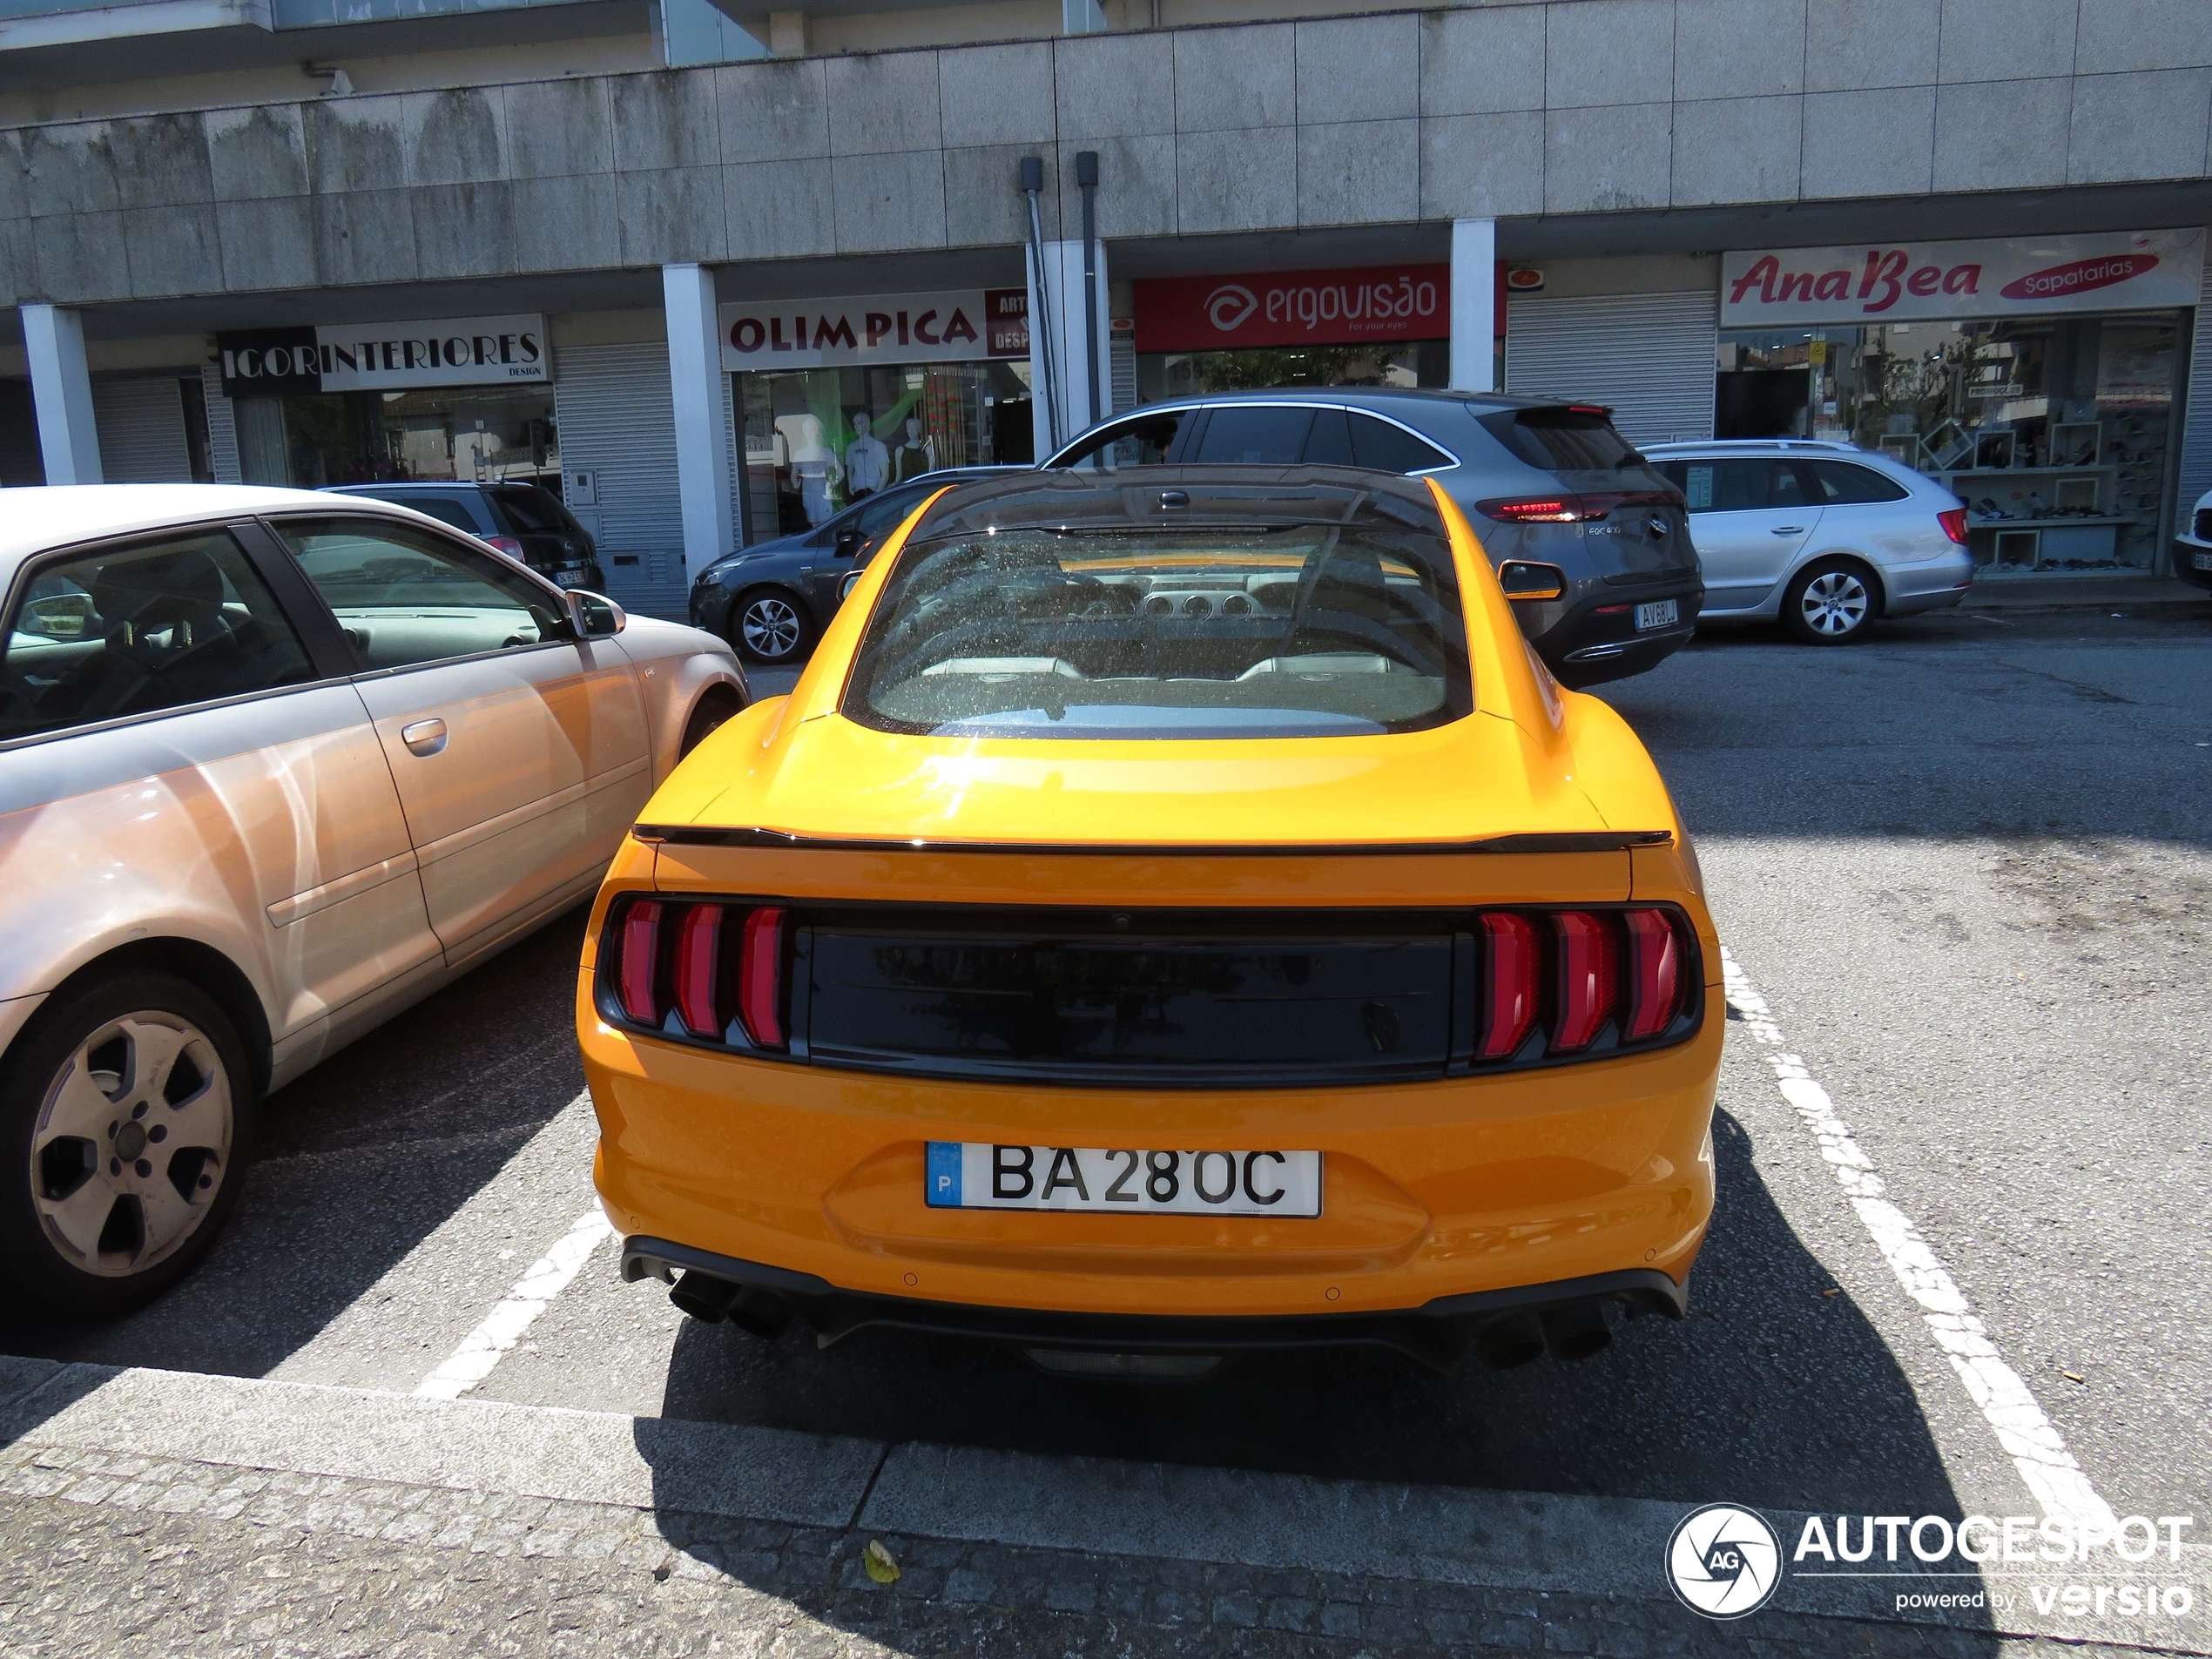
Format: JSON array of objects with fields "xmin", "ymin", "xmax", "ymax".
[{"xmin": 926, "ymin": 1141, "xmax": 963, "ymax": 1207}]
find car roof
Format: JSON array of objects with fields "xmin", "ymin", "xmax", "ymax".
[
  {"xmin": 316, "ymin": 481, "xmax": 508, "ymax": 493},
  {"xmin": 1102, "ymin": 388, "xmax": 1551, "ymax": 416},
  {"xmin": 1641, "ymin": 438, "xmax": 1866, "ymax": 455},
  {"xmin": 0, "ymin": 484, "xmax": 347, "ymax": 576},
  {"xmin": 908, "ymin": 463, "xmax": 1447, "ymax": 543}
]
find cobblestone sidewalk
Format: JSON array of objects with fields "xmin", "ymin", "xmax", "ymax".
[{"xmin": 0, "ymin": 1439, "xmax": 2170, "ymax": 1658}]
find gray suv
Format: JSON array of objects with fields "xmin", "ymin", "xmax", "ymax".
[{"xmin": 1044, "ymin": 390, "xmax": 1703, "ymax": 689}]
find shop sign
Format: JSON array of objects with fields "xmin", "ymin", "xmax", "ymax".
[
  {"xmin": 216, "ymin": 314, "xmax": 549, "ymax": 399},
  {"xmin": 1720, "ymin": 230, "xmax": 2204, "ymax": 326},
  {"xmin": 1135, "ymin": 265, "xmax": 1452, "ymax": 352},
  {"xmin": 718, "ymin": 289, "xmax": 1028, "ymax": 370}
]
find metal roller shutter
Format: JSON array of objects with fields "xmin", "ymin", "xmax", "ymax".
[
  {"xmin": 1504, "ymin": 290, "xmax": 1718, "ymax": 446},
  {"xmin": 201, "ymin": 366, "xmax": 242, "ymax": 484},
  {"xmin": 2174, "ymin": 253, "xmax": 2212, "ymax": 561},
  {"xmin": 0, "ymin": 381, "xmax": 43, "ymax": 485},
  {"xmin": 552, "ymin": 341, "xmax": 692, "ymax": 622},
  {"xmin": 91, "ymin": 375, "xmax": 192, "ymax": 482}
]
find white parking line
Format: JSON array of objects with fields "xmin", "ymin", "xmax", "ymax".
[
  {"xmin": 413, "ymin": 1208, "xmax": 613, "ymax": 1400},
  {"xmin": 1721, "ymin": 947, "xmax": 2117, "ymax": 1532}
]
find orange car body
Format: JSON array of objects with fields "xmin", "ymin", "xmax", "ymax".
[{"xmin": 577, "ymin": 473, "xmax": 1719, "ymax": 1364}]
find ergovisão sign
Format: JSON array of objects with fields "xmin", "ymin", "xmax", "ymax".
[
  {"xmin": 217, "ymin": 314, "xmax": 550, "ymax": 399},
  {"xmin": 1720, "ymin": 230, "xmax": 2204, "ymax": 327}
]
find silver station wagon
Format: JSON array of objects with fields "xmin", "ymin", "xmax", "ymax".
[{"xmin": 0, "ymin": 486, "xmax": 745, "ymax": 1318}]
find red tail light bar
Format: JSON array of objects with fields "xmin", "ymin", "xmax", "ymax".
[
  {"xmin": 1457, "ymin": 905, "xmax": 1696, "ymax": 1067},
  {"xmin": 1474, "ymin": 490, "xmax": 1683, "ymax": 524},
  {"xmin": 599, "ymin": 898, "xmax": 1700, "ymax": 1072},
  {"xmin": 606, "ymin": 897, "xmax": 790, "ymax": 1049}
]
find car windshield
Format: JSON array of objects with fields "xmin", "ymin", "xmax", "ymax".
[{"xmin": 843, "ymin": 521, "xmax": 1472, "ymax": 739}]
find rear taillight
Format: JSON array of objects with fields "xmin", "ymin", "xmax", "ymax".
[
  {"xmin": 1477, "ymin": 496, "xmax": 1601, "ymax": 523},
  {"xmin": 674, "ymin": 903, "xmax": 723, "ymax": 1036},
  {"xmin": 1467, "ymin": 907, "xmax": 1694, "ymax": 1066},
  {"xmin": 1622, "ymin": 908, "xmax": 1683, "ymax": 1040},
  {"xmin": 482, "ymin": 534, "xmax": 528, "ymax": 559},
  {"xmin": 1477, "ymin": 914, "xmax": 1540, "ymax": 1060},
  {"xmin": 738, "ymin": 907, "xmax": 788, "ymax": 1048},
  {"xmin": 608, "ymin": 898, "xmax": 789, "ymax": 1049},
  {"xmin": 617, "ymin": 901, "xmax": 663, "ymax": 1026},
  {"xmin": 1938, "ymin": 509, "xmax": 1967, "ymax": 544},
  {"xmin": 1551, "ymin": 912, "xmax": 1620, "ymax": 1051}
]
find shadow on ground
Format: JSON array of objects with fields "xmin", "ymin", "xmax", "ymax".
[{"xmin": 0, "ymin": 909, "xmax": 590, "ymax": 1376}]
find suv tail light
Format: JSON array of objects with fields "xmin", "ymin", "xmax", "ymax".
[
  {"xmin": 604, "ymin": 897, "xmax": 790, "ymax": 1049},
  {"xmin": 481, "ymin": 534, "xmax": 528, "ymax": 559},
  {"xmin": 1475, "ymin": 490, "xmax": 1681, "ymax": 525},
  {"xmin": 1937, "ymin": 509, "xmax": 1968, "ymax": 544}
]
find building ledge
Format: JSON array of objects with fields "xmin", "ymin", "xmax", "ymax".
[{"xmin": 0, "ymin": 0, "xmax": 267, "ymax": 50}]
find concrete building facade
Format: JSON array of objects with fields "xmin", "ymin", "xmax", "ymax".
[{"xmin": 7, "ymin": 0, "xmax": 2212, "ymax": 617}]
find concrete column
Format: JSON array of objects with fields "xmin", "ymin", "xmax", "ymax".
[
  {"xmin": 23, "ymin": 304, "xmax": 103, "ymax": 486},
  {"xmin": 662, "ymin": 263, "xmax": 734, "ymax": 582},
  {"xmin": 1028, "ymin": 237, "xmax": 1112, "ymax": 461},
  {"xmin": 1449, "ymin": 219, "xmax": 1498, "ymax": 395}
]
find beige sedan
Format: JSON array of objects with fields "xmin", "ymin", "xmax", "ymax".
[{"xmin": 0, "ymin": 486, "xmax": 746, "ymax": 1318}]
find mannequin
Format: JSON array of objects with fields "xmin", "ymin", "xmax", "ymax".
[
  {"xmin": 789, "ymin": 413, "xmax": 840, "ymax": 527},
  {"xmin": 844, "ymin": 411, "xmax": 889, "ymax": 500},
  {"xmin": 891, "ymin": 415, "xmax": 936, "ymax": 485}
]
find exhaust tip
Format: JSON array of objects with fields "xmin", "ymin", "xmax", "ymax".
[
  {"xmin": 726, "ymin": 1285, "xmax": 794, "ymax": 1342},
  {"xmin": 1474, "ymin": 1312, "xmax": 1546, "ymax": 1371},
  {"xmin": 668, "ymin": 1269, "xmax": 738, "ymax": 1324},
  {"xmin": 1541, "ymin": 1302, "xmax": 1613, "ymax": 1362}
]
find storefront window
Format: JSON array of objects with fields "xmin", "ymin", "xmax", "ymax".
[
  {"xmin": 1137, "ymin": 341, "xmax": 1448, "ymax": 404},
  {"xmin": 234, "ymin": 385, "xmax": 560, "ymax": 493},
  {"xmin": 1717, "ymin": 313, "xmax": 2179, "ymax": 574},
  {"xmin": 738, "ymin": 361, "xmax": 1029, "ymax": 541}
]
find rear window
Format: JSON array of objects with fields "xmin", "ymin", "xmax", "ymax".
[
  {"xmin": 844, "ymin": 522, "xmax": 1471, "ymax": 740},
  {"xmin": 1190, "ymin": 406, "xmax": 1315, "ymax": 465},
  {"xmin": 385, "ymin": 495, "xmax": 482, "ymax": 535},
  {"xmin": 1806, "ymin": 460, "xmax": 1910, "ymax": 504},
  {"xmin": 1489, "ymin": 408, "xmax": 1642, "ymax": 472},
  {"xmin": 488, "ymin": 484, "xmax": 570, "ymax": 535}
]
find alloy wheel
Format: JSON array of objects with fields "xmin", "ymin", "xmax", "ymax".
[
  {"xmin": 740, "ymin": 596, "xmax": 802, "ymax": 660},
  {"xmin": 30, "ymin": 1012, "xmax": 233, "ymax": 1278},
  {"xmin": 1798, "ymin": 570, "xmax": 1870, "ymax": 637}
]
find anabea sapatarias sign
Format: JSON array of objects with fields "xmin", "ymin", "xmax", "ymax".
[{"xmin": 1719, "ymin": 230, "xmax": 2204, "ymax": 327}]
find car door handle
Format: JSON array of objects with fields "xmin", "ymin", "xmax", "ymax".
[
  {"xmin": 400, "ymin": 718, "xmax": 448, "ymax": 757},
  {"xmin": 1771, "ymin": 525, "xmax": 1805, "ymax": 534}
]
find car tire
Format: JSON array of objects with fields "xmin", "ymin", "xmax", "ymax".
[
  {"xmin": 678, "ymin": 687, "xmax": 746, "ymax": 758},
  {"xmin": 730, "ymin": 588, "xmax": 813, "ymax": 664},
  {"xmin": 0, "ymin": 973, "xmax": 257, "ymax": 1322},
  {"xmin": 1782, "ymin": 558, "xmax": 1879, "ymax": 645}
]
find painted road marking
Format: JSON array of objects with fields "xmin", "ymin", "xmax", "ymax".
[
  {"xmin": 1721, "ymin": 947, "xmax": 2117, "ymax": 1533},
  {"xmin": 414, "ymin": 1207, "xmax": 613, "ymax": 1400}
]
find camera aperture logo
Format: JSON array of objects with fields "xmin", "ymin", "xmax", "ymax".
[{"xmin": 1667, "ymin": 1504, "xmax": 1783, "ymax": 1619}]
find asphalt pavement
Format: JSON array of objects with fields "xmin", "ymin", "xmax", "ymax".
[{"xmin": 3, "ymin": 603, "xmax": 2209, "ymax": 1655}]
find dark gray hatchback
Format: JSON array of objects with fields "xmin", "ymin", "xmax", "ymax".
[{"xmin": 1042, "ymin": 390, "xmax": 1703, "ymax": 689}]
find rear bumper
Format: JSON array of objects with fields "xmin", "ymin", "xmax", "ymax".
[
  {"xmin": 2173, "ymin": 536, "xmax": 2212, "ymax": 591},
  {"xmin": 621, "ymin": 1234, "xmax": 1685, "ymax": 1370},
  {"xmin": 1522, "ymin": 582, "xmax": 1704, "ymax": 689},
  {"xmin": 1881, "ymin": 549, "xmax": 1977, "ymax": 613},
  {"xmin": 582, "ymin": 972, "xmax": 1721, "ymax": 1328}
]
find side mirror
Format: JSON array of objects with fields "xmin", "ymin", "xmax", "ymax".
[
  {"xmin": 833, "ymin": 527, "xmax": 864, "ymax": 558},
  {"xmin": 1497, "ymin": 561, "xmax": 1567, "ymax": 602},
  {"xmin": 567, "ymin": 590, "xmax": 627, "ymax": 637}
]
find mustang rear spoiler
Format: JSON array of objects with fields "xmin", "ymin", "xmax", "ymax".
[{"xmin": 628, "ymin": 826, "xmax": 1674, "ymax": 855}]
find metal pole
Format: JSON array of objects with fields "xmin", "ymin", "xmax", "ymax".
[
  {"xmin": 1076, "ymin": 150, "xmax": 1101, "ymax": 429},
  {"xmin": 1020, "ymin": 154, "xmax": 1060, "ymax": 454}
]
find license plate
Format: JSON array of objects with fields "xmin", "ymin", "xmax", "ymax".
[
  {"xmin": 927, "ymin": 1143, "xmax": 1321, "ymax": 1217},
  {"xmin": 2195, "ymin": 551, "xmax": 2212, "ymax": 571},
  {"xmin": 1635, "ymin": 598, "xmax": 1679, "ymax": 631}
]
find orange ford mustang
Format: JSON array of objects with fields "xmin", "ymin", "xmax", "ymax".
[{"xmin": 577, "ymin": 466, "xmax": 1719, "ymax": 1378}]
